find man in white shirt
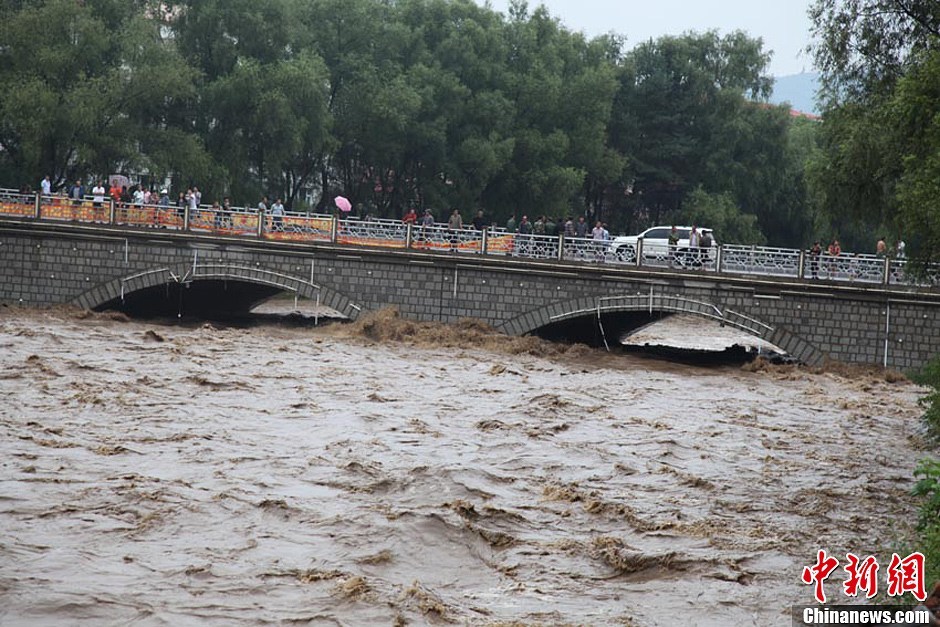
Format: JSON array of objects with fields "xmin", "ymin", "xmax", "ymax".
[
  {"xmin": 92, "ymin": 181, "xmax": 105, "ymax": 208},
  {"xmin": 40, "ymin": 175, "xmax": 51, "ymax": 197}
]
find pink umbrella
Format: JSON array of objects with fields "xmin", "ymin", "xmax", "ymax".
[{"xmin": 334, "ymin": 195, "xmax": 352, "ymax": 213}]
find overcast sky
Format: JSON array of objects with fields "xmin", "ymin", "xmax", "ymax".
[{"xmin": 476, "ymin": 0, "xmax": 815, "ymax": 77}]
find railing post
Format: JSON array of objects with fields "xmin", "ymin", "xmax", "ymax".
[
  {"xmin": 557, "ymin": 233, "xmax": 564, "ymax": 261},
  {"xmin": 257, "ymin": 209, "xmax": 265, "ymax": 238},
  {"xmin": 183, "ymin": 204, "xmax": 190, "ymax": 232},
  {"xmin": 34, "ymin": 193, "xmax": 41, "ymax": 219},
  {"xmin": 108, "ymin": 198, "xmax": 116, "ymax": 225},
  {"xmin": 882, "ymin": 256, "xmax": 890, "ymax": 285},
  {"xmin": 636, "ymin": 238, "xmax": 643, "ymax": 267},
  {"xmin": 798, "ymin": 249, "xmax": 805, "ymax": 279},
  {"xmin": 330, "ymin": 215, "xmax": 338, "ymax": 243},
  {"xmin": 481, "ymin": 227, "xmax": 488, "ymax": 255},
  {"xmin": 406, "ymin": 223, "xmax": 414, "ymax": 249},
  {"xmin": 716, "ymin": 245, "xmax": 723, "ymax": 274}
]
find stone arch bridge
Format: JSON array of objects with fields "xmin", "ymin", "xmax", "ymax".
[{"xmin": 2, "ymin": 221, "xmax": 940, "ymax": 370}]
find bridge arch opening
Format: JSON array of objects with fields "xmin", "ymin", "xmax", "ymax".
[
  {"xmin": 77, "ymin": 264, "xmax": 361, "ymax": 323},
  {"xmin": 506, "ymin": 294, "xmax": 825, "ymax": 366},
  {"xmin": 534, "ymin": 311, "xmax": 786, "ymax": 363}
]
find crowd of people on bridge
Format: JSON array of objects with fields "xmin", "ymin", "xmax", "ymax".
[
  {"xmin": 805, "ymin": 236, "xmax": 906, "ymax": 280},
  {"xmin": 17, "ymin": 176, "xmax": 914, "ymax": 276}
]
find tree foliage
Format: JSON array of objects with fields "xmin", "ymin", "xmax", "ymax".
[
  {"xmin": 0, "ymin": 0, "xmax": 821, "ymax": 246},
  {"xmin": 809, "ymin": 0, "xmax": 940, "ymax": 258}
]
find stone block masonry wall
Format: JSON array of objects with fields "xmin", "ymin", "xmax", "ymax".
[{"xmin": 2, "ymin": 223, "xmax": 940, "ymax": 370}]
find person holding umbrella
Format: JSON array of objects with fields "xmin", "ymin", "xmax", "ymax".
[{"xmin": 334, "ymin": 196, "xmax": 352, "ymax": 214}]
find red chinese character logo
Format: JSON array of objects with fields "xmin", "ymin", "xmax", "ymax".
[
  {"xmin": 802, "ymin": 549, "xmax": 840, "ymax": 603},
  {"xmin": 886, "ymin": 552, "xmax": 927, "ymax": 601},
  {"xmin": 843, "ymin": 553, "xmax": 879, "ymax": 598}
]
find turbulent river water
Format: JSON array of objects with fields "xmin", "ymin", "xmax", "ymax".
[{"xmin": 0, "ymin": 306, "xmax": 929, "ymax": 626}]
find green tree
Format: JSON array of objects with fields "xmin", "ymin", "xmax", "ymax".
[
  {"xmin": 609, "ymin": 31, "xmax": 780, "ymax": 234},
  {"xmin": 809, "ymin": 0, "xmax": 940, "ymax": 259},
  {"xmin": 809, "ymin": 0, "xmax": 940, "ymax": 104},
  {"xmin": 0, "ymin": 0, "xmax": 202, "ymax": 189},
  {"xmin": 683, "ymin": 187, "xmax": 766, "ymax": 245},
  {"xmin": 892, "ymin": 49, "xmax": 940, "ymax": 265}
]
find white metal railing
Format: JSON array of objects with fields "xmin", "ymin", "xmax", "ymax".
[
  {"xmin": 114, "ymin": 201, "xmax": 185, "ymax": 230},
  {"xmin": 640, "ymin": 243, "xmax": 718, "ymax": 271},
  {"xmin": 5, "ymin": 186, "xmax": 940, "ymax": 289},
  {"xmin": 337, "ymin": 218, "xmax": 408, "ymax": 248},
  {"xmin": 821, "ymin": 253, "xmax": 885, "ymax": 283},
  {"xmin": 409, "ymin": 224, "xmax": 484, "ymax": 253},
  {"xmin": 511, "ymin": 232, "xmax": 558, "ymax": 259},
  {"xmin": 562, "ymin": 236, "xmax": 610, "ymax": 263},
  {"xmin": 722, "ymin": 244, "xmax": 801, "ymax": 278},
  {"xmin": 0, "ymin": 188, "xmax": 36, "ymax": 218},
  {"xmin": 188, "ymin": 204, "xmax": 259, "ymax": 236},
  {"xmin": 36, "ymin": 194, "xmax": 110, "ymax": 223},
  {"xmin": 262, "ymin": 210, "xmax": 333, "ymax": 241}
]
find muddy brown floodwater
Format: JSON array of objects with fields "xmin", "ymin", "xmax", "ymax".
[{"xmin": 0, "ymin": 307, "xmax": 929, "ymax": 626}]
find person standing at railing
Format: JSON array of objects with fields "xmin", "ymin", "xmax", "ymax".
[
  {"xmin": 270, "ymin": 198, "xmax": 284, "ymax": 232},
  {"xmin": 212, "ymin": 196, "xmax": 223, "ymax": 229},
  {"xmin": 420, "ymin": 208, "xmax": 434, "ymax": 227},
  {"xmin": 158, "ymin": 189, "xmax": 170, "ymax": 227},
  {"xmin": 700, "ymin": 229, "xmax": 713, "ymax": 269},
  {"xmin": 210, "ymin": 200, "xmax": 222, "ymax": 229},
  {"xmin": 68, "ymin": 179, "xmax": 84, "ymax": 220},
  {"xmin": 689, "ymin": 225, "xmax": 701, "ymax": 268},
  {"xmin": 517, "ymin": 215, "xmax": 532, "ymax": 256},
  {"xmin": 472, "ymin": 209, "xmax": 486, "ymax": 231},
  {"xmin": 592, "ymin": 220, "xmax": 606, "ymax": 262},
  {"xmin": 809, "ymin": 241, "xmax": 822, "ymax": 279},
  {"xmin": 416, "ymin": 208, "xmax": 433, "ymax": 245},
  {"xmin": 533, "ymin": 216, "xmax": 545, "ymax": 236},
  {"xmin": 403, "ymin": 207, "xmax": 418, "ymax": 226},
  {"xmin": 91, "ymin": 181, "xmax": 105, "ymax": 217},
  {"xmin": 193, "ymin": 187, "xmax": 202, "ymax": 207},
  {"xmin": 109, "ymin": 180, "xmax": 122, "ymax": 203},
  {"xmin": 257, "ymin": 196, "xmax": 268, "ymax": 231},
  {"xmin": 668, "ymin": 226, "xmax": 680, "ymax": 267},
  {"xmin": 827, "ymin": 239, "xmax": 841, "ymax": 278},
  {"xmin": 576, "ymin": 216, "xmax": 589, "ymax": 239},
  {"xmin": 69, "ymin": 179, "xmax": 84, "ymax": 204},
  {"xmin": 221, "ymin": 197, "xmax": 233, "ymax": 230},
  {"xmin": 876, "ymin": 237, "xmax": 887, "ymax": 258},
  {"xmin": 892, "ymin": 238, "xmax": 907, "ymax": 283},
  {"xmin": 176, "ymin": 191, "xmax": 186, "ymax": 222},
  {"xmin": 187, "ymin": 188, "xmax": 198, "ymax": 226},
  {"xmin": 506, "ymin": 214, "xmax": 516, "ymax": 233},
  {"xmin": 40, "ymin": 175, "xmax": 51, "ymax": 198},
  {"xmin": 448, "ymin": 209, "xmax": 463, "ymax": 250}
]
